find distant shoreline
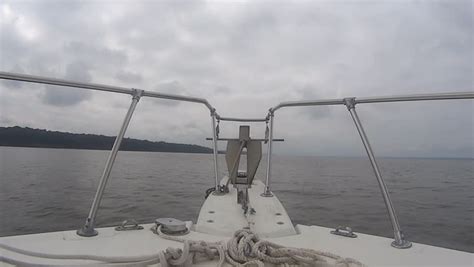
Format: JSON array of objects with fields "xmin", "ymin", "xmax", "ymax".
[
  {"xmin": 1, "ymin": 126, "xmax": 472, "ymax": 159},
  {"xmin": 0, "ymin": 126, "xmax": 213, "ymax": 154}
]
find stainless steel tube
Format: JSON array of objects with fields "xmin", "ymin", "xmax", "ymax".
[
  {"xmin": 0, "ymin": 71, "xmax": 133, "ymax": 95},
  {"xmin": 77, "ymin": 90, "xmax": 142, "ymax": 237},
  {"xmin": 356, "ymin": 92, "xmax": 474, "ymax": 104},
  {"xmin": 272, "ymin": 98, "xmax": 344, "ymax": 112},
  {"xmin": 270, "ymin": 91, "xmax": 474, "ymax": 112},
  {"xmin": 211, "ymin": 112, "xmax": 220, "ymax": 191},
  {"xmin": 217, "ymin": 116, "xmax": 268, "ymax": 122},
  {"xmin": 262, "ymin": 112, "xmax": 274, "ymax": 197},
  {"xmin": 0, "ymin": 71, "xmax": 215, "ymax": 112},
  {"xmin": 143, "ymin": 90, "xmax": 213, "ymax": 111},
  {"xmin": 345, "ymin": 99, "xmax": 411, "ymax": 248}
]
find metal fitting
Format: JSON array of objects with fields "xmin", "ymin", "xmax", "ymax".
[
  {"xmin": 266, "ymin": 109, "xmax": 274, "ymax": 120},
  {"xmin": 131, "ymin": 89, "xmax": 144, "ymax": 100},
  {"xmin": 154, "ymin": 218, "xmax": 189, "ymax": 235},
  {"xmin": 115, "ymin": 219, "xmax": 144, "ymax": 231},
  {"xmin": 391, "ymin": 231, "xmax": 412, "ymax": 249},
  {"xmin": 210, "ymin": 108, "xmax": 217, "ymax": 116},
  {"xmin": 261, "ymin": 191, "xmax": 274, "ymax": 197},
  {"xmin": 76, "ymin": 218, "xmax": 98, "ymax": 237},
  {"xmin": 331, "ymin": 226, "xmax": 357, "ymax": 238},
  {"xmin": 343, "ymin": 97, "xmax": 357, "ymax": 110}
]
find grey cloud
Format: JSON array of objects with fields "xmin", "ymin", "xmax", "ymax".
[
  {"xmin": 213, "ymin": 85, "xmax": 231, "ymax": 95},
  {"xmin": 148, "ymin": 81, "xmax": 188, "ymax": 107},
  {"xmin": 155, "ymin": 81, "xmax": 188, "ymax": 95},
  {"xmin": 42, "ymin": 62, "xmax": 92, "ymax": 106},
  {"xmin": 64, "ymin": 42, "xmax": 128, "ymax": 68},
  {"xmin": 64, "ymin": 61, "xmax": 92, "ymax": 81},
  {"xmin": 115, "ymin": 70, "xmax": 143, "ymax": 83},
  {"xmin": 296, "ymin": 85, "xmax": 332, "ymax": 120},
  {"xmin": 1, "ymin": 0, "xmax": 472, "ymax": 157},
  {"xmin": 1, "ymin": 79, "xmax": 23, "ymax": 89},
  {"xmin": 1, "ymin": 66, "xmax": 25, "ymax": 89},
  {"xmin": 42, "ymin": 86, "xmax": 88, "ymax": 106},
  {"xmin": 0, "ymin": 115, "xmax": 12, "ymax": 125},
  {"xmin": 0, "ymin": 15, "xmax": 37, "ymax": 72}
]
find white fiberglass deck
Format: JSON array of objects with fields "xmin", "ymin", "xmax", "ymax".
[
  {"xmin": 195, "ymin": 178, "xmax": 296, "ymax": 238},
  {"xmin": 1, "ymin": 223, "xmax": 472, "ymax": 266},
  {"xmin": 0, "ymin": 179, "xmax": 472, "ymax": 266}
]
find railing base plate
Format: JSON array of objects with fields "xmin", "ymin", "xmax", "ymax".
[
  {"xmin": 76, "ymin": 227, "xmax": 98, "ymax": 237},
  {"xmin": 391, "ymin": 239, "xmax": 412, "ymax": 249}
]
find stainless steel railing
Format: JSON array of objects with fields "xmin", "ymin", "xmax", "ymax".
[
  {"xmin": 263, "ymin": 91, "xmax": 474, "ymax": 248},
  {"xmin": 0, "ymin": 71, "xmax": 215, "ymax": 109},
  {"xmin": 217, "ymin": 116, "xmax": 268, "ymax": 122},
  {"xmin": 1, "ymin": 71, "xmax": 472, "ymax": 248},
  {"xmin": 0, "ymin": 71, "xmax": 221, "ymax": 236}
]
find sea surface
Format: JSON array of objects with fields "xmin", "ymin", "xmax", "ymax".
[{"xmin": 0, "ymin": 146, "xmax": 472, "ymax": 252}]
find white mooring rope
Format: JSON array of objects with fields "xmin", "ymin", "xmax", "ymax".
[
  {"xmin": 0, "ymin": 228, "xmax": 365, "ymax": 266},
  {"xmin": 156, "ymin": 227, "xmax": 365, "ymax": 267}
]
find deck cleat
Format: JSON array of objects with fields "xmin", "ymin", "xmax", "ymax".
[{"xmin": 155, "ymin": 218, "xmax": 189, "ymax": 235}]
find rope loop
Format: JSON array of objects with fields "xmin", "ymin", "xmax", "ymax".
[
  {"xmin": 155, "ymin": 227, "xmax": 365, "ymax": 267},
  {"xmin": 0, "ymin": 227, "xmax": 365, "ymax": 266}
]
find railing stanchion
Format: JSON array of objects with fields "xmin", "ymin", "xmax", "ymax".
[
  {"xmin": 343, "ymin": 98, "xmax": 412, "ymax": 249},
  {"xmin": 262, "ymin": 111, "xmax": 274, "ymax": 197},
  {"xmin": 77, "ymin": 89, "xmax": 143, "ymax": 237},
  {"xmin": 211, "ymin": 110, "xmax": 220, "ymax": 191}
]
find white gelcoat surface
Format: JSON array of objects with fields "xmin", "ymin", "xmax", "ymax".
[
  {"xmin": 195, "ymin": 179, "xmax": 296, "ymax": 238},
  {"xmin": 1, "ymin": 222, "xmax": 472, "ymax": 266}
]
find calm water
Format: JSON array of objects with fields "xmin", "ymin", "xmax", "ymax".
[{"xmin": 0, "ymin": 146, "xmax": 472, "ymax": 252}]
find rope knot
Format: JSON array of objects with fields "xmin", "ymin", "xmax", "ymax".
[
  {"xmin": 157, "ymin": 226, "xmax": 364, "ymax": 267},
  {"xmin": 165, "ymin": 247, "xmax": 182, "ymax": 260}
]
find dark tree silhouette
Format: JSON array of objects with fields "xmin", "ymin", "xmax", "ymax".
[{"xmin": 0, "ymin": 126, "xmax": 212, "ymax": 154}]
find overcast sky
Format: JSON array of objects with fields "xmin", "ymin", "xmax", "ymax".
[{"xmin": 0, "ymin": 0, "xmax": 472, "ymax": 158}]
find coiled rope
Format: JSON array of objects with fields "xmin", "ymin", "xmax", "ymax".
[
  {"xmin": 0, "ymin": 228, "xmax": 364, "ymax": 266},
  {"xmin": 156, "ymin": 227, "xmax": 364, "ymax": 267}
]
